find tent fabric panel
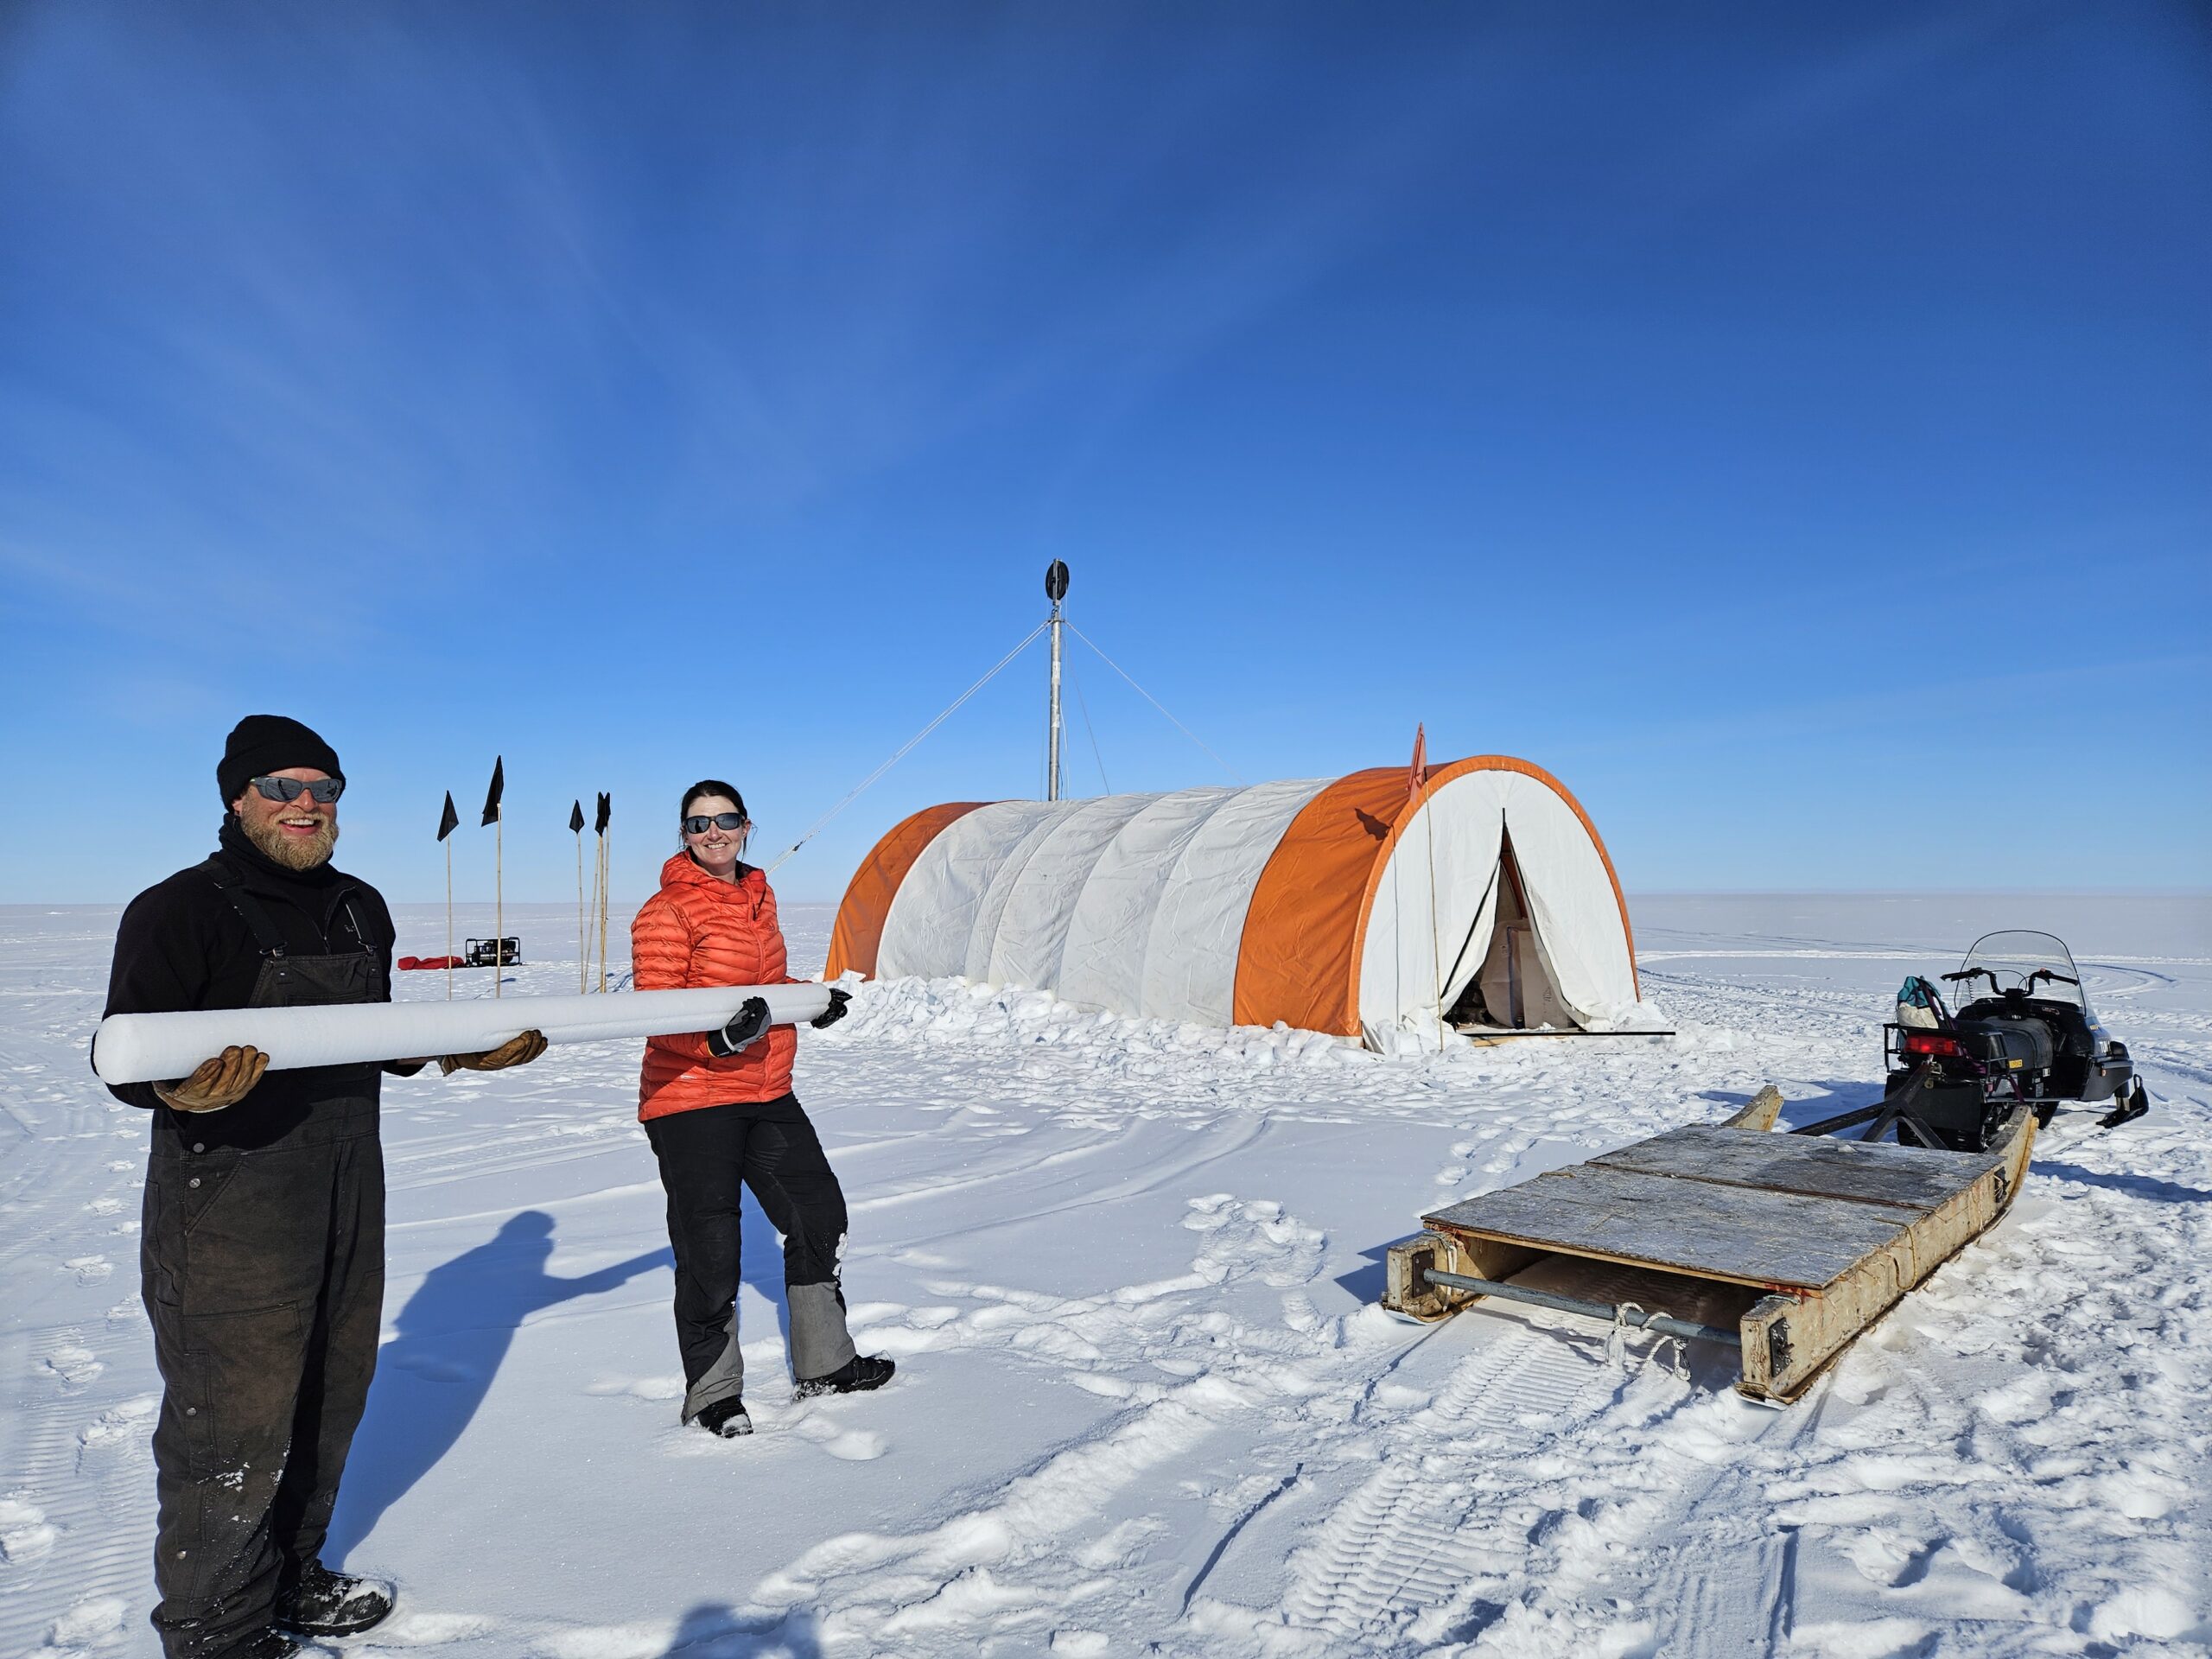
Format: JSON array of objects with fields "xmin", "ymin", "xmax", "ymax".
[
  {"xmin": 1487, "ymin": 756, "xmax": 1637, "ymax": 1001},
  {"xmin": 1139, "ymin": 778, "xmax": 1332, "ymax": 1027},
  {"xmin": 1233, "ymin": 767, "xmax": 1419, "ymax": 1035},
  {"xmin": 1491, "ymin": 772, "xmax": 1639, "ymax": 1023},
  {"xmin": 963, "ymin": 806, "xmax": 1079, "ymax": 980},
  {"xmin": 1351, "ymin": 773, "xmax": 1509, "ymax": 1037},
  {"xmin": 984, "ymin": 794, "xmax": 1161, "ymax": 994},
  {"xmin": 1058, "ymin": 786, "xmax": 1241, "ymax": 1016},
  {"xmin": 876, "ymin": 800, "xmax": 1060, "ymax": 981},
  {"xmin": 823, "ymin": 800, "xmax": 990, "ymax": 980}
]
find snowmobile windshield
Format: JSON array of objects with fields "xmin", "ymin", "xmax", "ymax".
[{"xmin": 1954, "ymin": 931, "xmax": 2089, "ymax": 1012}]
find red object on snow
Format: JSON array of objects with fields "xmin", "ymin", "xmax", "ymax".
[{"xmin": 399, "ymin": 955, "xmax": 467, "ymax": 970}]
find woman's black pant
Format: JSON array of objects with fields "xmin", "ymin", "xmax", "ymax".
[{"xmin": 644, "ymin": 1094, "xmax": 856, "ymax": 1420}]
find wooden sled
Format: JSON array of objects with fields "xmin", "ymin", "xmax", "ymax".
[{"xmin": 1379, "ymin": 1086, "xmax": 2037, "ymax": 1402}]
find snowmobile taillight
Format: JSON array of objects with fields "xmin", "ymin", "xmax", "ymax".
[{"xmin": 1901, "ymin": 1031, "xmax": 1962, "ymax": 1058}]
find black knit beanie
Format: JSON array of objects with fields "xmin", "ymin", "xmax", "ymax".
[{"xmin": 218, "ymin": 715, "xmax": 344, "ymax": 806}]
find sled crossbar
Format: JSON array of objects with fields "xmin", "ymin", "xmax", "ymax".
[{"xmin": 1416, "ymin": 1267, "xmax": 1740, "ymax": 1349}]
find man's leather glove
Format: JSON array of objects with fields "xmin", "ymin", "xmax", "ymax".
[
  {"xmin": 706, "ymin": 996, "xmax": 772, "ymax": 1058},
  {"xmin": 155, "ymin": 1046, "xmax": 269, "ymax": 1113},
  {"xmin": 439, "ymin": 1029, "xmax": 549, "ymax": 1077},
  {"xmin": 811, "ymin": 987, "xmax": 852, "ymax": 1031}
]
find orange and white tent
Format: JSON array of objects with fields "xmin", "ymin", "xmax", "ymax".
[{"xmin": 823, "ymin": 756, "xmax": 1641, "ymax": 1048}]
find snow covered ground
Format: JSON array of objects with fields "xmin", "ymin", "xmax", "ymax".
[{"xmin": 3, "ymin": 893, "xmax": 2207, "ymax": 1658}]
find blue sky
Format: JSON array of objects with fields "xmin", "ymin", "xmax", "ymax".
[{"xmin": 3, "ymin": 2, "xmax": 2206, "ymax": 906}]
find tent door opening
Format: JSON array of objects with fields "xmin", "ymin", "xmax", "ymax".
[{"xmin": 1446, "ymin": 837, "xmax": 1578, "ymax": 1033}]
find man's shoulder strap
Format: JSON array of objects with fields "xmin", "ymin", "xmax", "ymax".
[{"xmin": 199, "ymin": 856, "xmax": 291, "ymax": 957}]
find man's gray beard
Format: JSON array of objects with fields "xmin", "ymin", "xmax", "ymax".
[{"xmin": 242, "ymin": 814, "xmax": 339, "ymax": 871}]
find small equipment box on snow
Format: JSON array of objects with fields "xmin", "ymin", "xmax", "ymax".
[{"xmin": 463, "ymin": 937, "xmax": 521, "ymax": 968}]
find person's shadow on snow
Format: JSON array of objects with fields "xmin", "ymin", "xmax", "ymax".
[
  {"xmin": 658, "ymin": 1602, "xmax": 823, "ymax": 1658},
  {"xmin": 327, "ymin": 1210, "xmax": 666, "ymax": 1558}
]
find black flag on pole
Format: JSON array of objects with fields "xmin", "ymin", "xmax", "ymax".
[
  {"xmin": 481, "ymin": 757, "xmax": 505, "ymax": 827},
  {"xmin": 436, "ymin": 791, "xmax": 460, "ymax": 842},
  {"xmin": 569, "ymin": 800, "xmax": 585, "ymax": 835},
  {"xmin": 594, "ymin": 792, "xmax": 611, "ymax": 836}
]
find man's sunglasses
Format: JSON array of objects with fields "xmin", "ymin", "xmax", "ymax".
[
  {"xmin": 250, "ymin": 775, "xmax": 345, "ymax": 804},
  {"xmin": 684, "ymin": 812, "xmax": 747, "ymax": 836}
]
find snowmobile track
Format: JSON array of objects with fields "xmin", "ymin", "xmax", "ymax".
[{"xmin": 1281, "ymin": 1296, "xmax": 1622, "ymax": 1639}]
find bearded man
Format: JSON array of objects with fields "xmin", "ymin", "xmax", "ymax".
[{"xmin": 100, "ymin": 715, "xmax": 543, "ymax": 1659}]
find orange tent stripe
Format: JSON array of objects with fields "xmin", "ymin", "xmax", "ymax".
[
  {"xmin": 1233, "ymin": 755, "xmax": 1638, "ymax": 1034},
  {"xmin": 823, "ymin": 801, "xmax": 990, "ymax": 981},
  {"xmin": 1232, "ymin": 767, "xmax": 1414, "ymax": 1035}
]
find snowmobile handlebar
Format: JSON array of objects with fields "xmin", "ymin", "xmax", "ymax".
[{"xmin": 1941, "ymin": 966, "xmax": 2079, "ymax": 994}]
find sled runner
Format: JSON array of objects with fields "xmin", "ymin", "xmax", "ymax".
[{"xmin": 1380, "ymin": 1085, "xmax": 2036, "ymax": 1402}]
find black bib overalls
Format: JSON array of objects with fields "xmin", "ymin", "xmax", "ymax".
[{"xmin": 141, "ymin": 863, "xmax": 387, "ymax": 1659}]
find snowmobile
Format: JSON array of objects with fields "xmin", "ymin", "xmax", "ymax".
[
  {"xmin": 463, "ymin": 936, "xmax": 521, "ymax": 968},
  {"xmin": 1798, "ymin": 929, "xmax": 2148, "ymax": 1154}
]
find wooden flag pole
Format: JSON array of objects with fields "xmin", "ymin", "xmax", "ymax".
[
  {"xmin": 588, "ymin": 832, "xmax": 602, "ymax": 994},
  {"xmin": 436, "ymin": 790, "xmax": 461, "ymax": 1000},
  {"xmin": 596, "ymin": 828, "xmax": 610, "ymax": 994},
  {"xmin": 480, "ymin": 758, "xmax": 505, "ymax": 998},
  {"xmin": 571, "ymin": 801, "xmax": 588, "ymax": 995}
]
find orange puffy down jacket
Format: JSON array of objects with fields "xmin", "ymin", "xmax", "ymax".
[{"xmin": 632, "ymin": 851, "xmax": 800, "ymax": 1120}]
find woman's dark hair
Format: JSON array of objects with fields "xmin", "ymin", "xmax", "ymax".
[{"xmin": 679, "ymin": 779, "xmax": 747, "ymax": 823}]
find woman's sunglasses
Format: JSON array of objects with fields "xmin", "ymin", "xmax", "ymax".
[
  {"xmin": 250, "ymin": 775, "xmax": 345, "ymax": 804},
  {"xmin": 683, "ymin": 812, "xmax": 747, "ymax": 836}
]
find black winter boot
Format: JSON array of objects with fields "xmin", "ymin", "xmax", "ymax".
[
  {"xmin": 696, "ymin": 1395, "xmax": 753, "ymax": 1437},
  {"xmin": 273, "ymin": 1559, "xmax": 396, "ymax": 1637},
  {"xmin": 217, "ymin": 1630, "xmax": 301, "ymax": 1659},
  {"xmin": 795, "ymin": 1353, "xmax": 896, "ymax": 1399}
]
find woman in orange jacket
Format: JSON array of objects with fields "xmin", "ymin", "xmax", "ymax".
[{"xmin": 632, "ymin": 779, "xmax": 889, "ymax": 1437}]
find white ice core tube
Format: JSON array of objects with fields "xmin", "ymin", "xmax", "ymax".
[{"xmin": 91, "ymin": 982, "xmax": 835, "ymax": 1086}]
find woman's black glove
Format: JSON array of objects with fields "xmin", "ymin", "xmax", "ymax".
[
  {"xmin": 706, "ymin": 996, "xmax": 772, "ymax": 1058},
  {"xmin": 811, "ymin": 987, "xmax": 852, "ymax": 1030}
]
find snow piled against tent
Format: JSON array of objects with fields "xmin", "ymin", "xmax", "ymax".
[{"xmin": 830, "ymin": 971, "xmax": 1675, "ymax": 1066}]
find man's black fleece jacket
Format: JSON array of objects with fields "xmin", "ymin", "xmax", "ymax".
[{"xmin": 99, "ymin": 818, "xmax": 402, "ymax": 1139}]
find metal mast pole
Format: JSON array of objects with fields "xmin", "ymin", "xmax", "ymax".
[{"xmin": 1045, "ymin": 560, "xmax": 1069, "ymax": 801}]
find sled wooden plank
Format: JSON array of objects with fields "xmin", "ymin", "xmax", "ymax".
[
  {"xmin": 1590, "ymin": 1126, "xmax": 2001, "ymax": 1213},
  {"xmin": 1422, "ymin": 1164, "xmax": 1912, "ymax": 1290}
]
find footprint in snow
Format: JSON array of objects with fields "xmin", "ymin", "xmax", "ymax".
[
  {"xmin": 48, "ymin": 1593, "xmax": 129, "ymax": 1648},
  {"xmin": 370, "ymin": 1612, "xmax": 499, "ymax": 1644},
  {"xmin": 63, "ymin": 1255, "xmax": 112, "ymax": 1283},
  {"xmin": 79, "ymin": 1395, "xmax": 159, "ymax": 1449},
  {"xmin": 584, "ymin": 1376, "xmax": 684, "ymax": 1402},
  {"xmin": 43, "ymin": 1345, "xmax": 101, "ymax": 1386},
  {"xmin": 793, "ymin": 1416, "xmax": 887, "ymax": 1461},
  {"xmin": 0, "ymin": 1496, "xmax": 60, "ymax": 1563}
]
